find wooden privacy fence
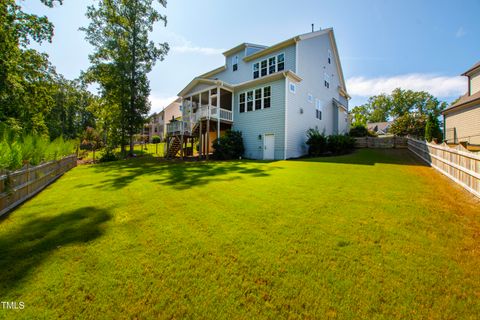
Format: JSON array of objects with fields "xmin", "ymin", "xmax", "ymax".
[
  {"xmin": 407, "ymin": 138, "xmax": 480, "ymax": 198},
  {"xmin": 354, "ymin": 136, "xmax": 408, "ymax": 149},
  {"xmin": 0, "ymin": 155, "xmax": 77, "ymax": 217}
]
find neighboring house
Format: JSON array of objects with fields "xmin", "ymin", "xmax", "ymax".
[
  {"xmin": 167, "ymin": 28, "xmax": 350, "ymax": 160},
  {"xmin": 367, "ymin": 121, "xmax": 392, "ymax": 135},
  {"xmin": 442, "ymin": 61, "xmax": 480, "ymax": 145},
  {"xmin": 144, "ymin": 98, "xmax": 182, "ymax": 142}
]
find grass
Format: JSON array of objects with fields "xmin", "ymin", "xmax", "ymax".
[
  {"xmin": 80, "ymin": 143, "xmax": 166, "ymax": 161},
  {"xmin": 0, "ymin": 149, "xmax": 479, "ymax": 319}
]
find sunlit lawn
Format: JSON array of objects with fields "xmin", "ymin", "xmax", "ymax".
[{"xmin": 1, "ymin": 149, "xmax": 479, "ymax": 319}]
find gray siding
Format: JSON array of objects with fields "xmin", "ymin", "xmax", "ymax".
[
  {"xmin": 232, "ymin": 79, "xmax": 286, "ymax": 160},
  {"xmin": 211, "ymin": 45, "xmax": 296, "ymax": 85},
  {"xmin": 285, "ymin": 33, "xmax": 349, "ymax": 159},
  {"xmin": 183, "ymin": 82, "xmax": 215, "ymax": 97}
]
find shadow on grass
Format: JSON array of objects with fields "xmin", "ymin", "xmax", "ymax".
[
  {"xmin": 293, "ymin": 148, "xmax": 429, "ymax": 166},
  {"xmin": 90, "ymin": 158, "xmax": 280, "ymax": 190},
  {"xmin": 0, "ymin": 206, "xmax": 111, "ymax": 295}
]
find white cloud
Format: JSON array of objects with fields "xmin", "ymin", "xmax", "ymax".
[
  {"xmin": 149, "ymin": 94, "xmax": 178, "ymax": 114},
  {"xmin": 172, "ymin": 44, "xmax": 224, "ymax": 55},
  {"xmin": 161, "ymin": 30, "xmax": 225, "ymax": 56},
  {"xmin": 455, "ymin": 26, "xmax": 466, "ymax": 38},
  {"xmin": 347, "ymin": 74, "xmax": 466, "ymax": 98}
]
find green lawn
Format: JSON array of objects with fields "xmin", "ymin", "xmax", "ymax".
[{"xmin": 1, "ymin": 149, "xmax": 479, "ymax": 319}]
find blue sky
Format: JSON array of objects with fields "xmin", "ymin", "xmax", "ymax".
[{"xmin": 26, "ymin": 0, "xmax": 480, "ymax": 113}]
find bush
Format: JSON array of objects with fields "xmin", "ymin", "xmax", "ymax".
[
  {"xmin": 327, "ymin": 135, "xmax": 355, "ymax": 154},
  {"xmin": 152, "ymin": 135, "xmax": 161, "ymax": 144},
  {"xmin": 212, "ymin": 130, "xmax": 245, "ymax": 160},
  {"xmin": 306, "ymin": 128, "xmax": 327, "ymax": 156},
  {"xmin": 349, "ymin": 124, "xmax": 369, "ymax": 137},
  {"xmin": 99, "ymin": 148, "xmax": 118, "ymax": 162},
  {"xmin": 0, "ymin": 125, "xmax": 76, "ymax": 171},
  {"xmin": 306, "ymin": 128, "xmax": 355, "ymax": 157}
]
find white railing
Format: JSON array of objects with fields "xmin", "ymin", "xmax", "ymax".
[
  {"xmin": 192, "ymin": 105, "xmax": 232, "ymax": 122},
  {"xmin": 166, "ymin": 121, "xmax": 187, "ymax": 134}
]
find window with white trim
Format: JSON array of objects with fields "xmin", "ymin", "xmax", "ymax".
[
  {"xmin": 239, "ymin": 93, "xmax": 245, "ymax": 113},
  {"xmin": 328, "ymin": 49, "xmax": 332, "ymax": 64},
  {"xmin": 253, "ymin": 63, "xmax": 260, "ymax": 79},
  {"xmin": 307, "ymin": 93, "xmax": 313, "ymax": 103},
  {"xmin": 246, "ymin": 91, "xmax": 253, "ymax": 112},
  {"xmin": 324, "ymin": 72, "xmax": 330, "ymax": 89},
  {"xmin": 277, "ymin": 53, "xmax": 285, "ymax": 71},
  {"xmin": 239, "ymin": 86, "xmax": 271, "ymax": 113},
  {"xmin": 289, "ymin": 82, "xmax": 296, "ymax": 93},
  {"xmin": 252, "ymin": 53, "xmax": 285, "ymax": 79},
  {"xmin": 316, "ymin": 99, "xmax": 322, "ymax": 120},
  {"xmin": 233, "ymin": 55, "xmax": 239, "ymax": 71},
  {"xmin": 263, "ymin": 86, "xmax": 271, "ymax": 108},
  {"xmin": 255, "ymin": 89, "xmax": 262, "ymax": 110}
]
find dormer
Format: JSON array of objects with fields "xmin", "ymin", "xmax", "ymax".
[
  {"xmin": 463, "ymin": 61, "xmax": 480, "ymax": 96},
  {"xmin": 221, "ymin": 43, "xmax": 267, "ymax": 73}
]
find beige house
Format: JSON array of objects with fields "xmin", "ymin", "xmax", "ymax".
[
  {"xmin": 144, "ymin": 97, "xmax": 182, "ymax": 142},
  {"xmin": 443, "ymin": 61, "xmax": 480, "ymax": 145}
]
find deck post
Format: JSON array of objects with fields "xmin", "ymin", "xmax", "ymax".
[
  {"xmin": 217, "ymin": 86, "xmax": 220, "ymax": 141},
  {"xmin": 180, "ymin": 122, "xmax": 184, "ymax": 160},
  {"xmin": 199, "ymin": 120, "xmax": 203, "ymax": 159}
]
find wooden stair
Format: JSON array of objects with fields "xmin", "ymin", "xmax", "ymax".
[{"xmin": 167, "ymin": 136, "xmax": 181, "ymax": 158}]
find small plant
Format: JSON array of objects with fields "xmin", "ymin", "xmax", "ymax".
[
  {"xmin": 349, "ymin": 125, "xmax": 368, "ymax": 137},
  {"xmin": 99, "ymin": 148, "xmax": 118, "ymax": 162},
  {"xmin": 327, "ymin": 135, "xmax": 355, "ymax": 155},
  {"xmin": 212, "ymin": 130, "xmax": 245, "ymax": 160},
  {"xmin": 306, "ymin": 128, "xmax": 327, "ymax": 156}
]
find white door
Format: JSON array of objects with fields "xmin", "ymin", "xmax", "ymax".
[{"xmin": 263, "ymin": 134, "xmax": 275, "ymax": 160}]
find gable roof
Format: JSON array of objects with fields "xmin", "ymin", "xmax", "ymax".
[
  {"xmin": 222, "ymin": 43, "xmax": 267, "ymax": 57},
  {"xmin": 462, "ymin": 60, "xmax": 480, "ymax": 76},
  {"xmin": 442, "ymin": 91, "xmax": 480, "ymax": 114}
]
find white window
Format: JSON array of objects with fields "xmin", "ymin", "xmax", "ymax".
[
  {"xmin": 252, "ymin": 53, "xmax": 285, "ymax": 79},
  {"xmin": 233, "ymin": 55, "xmax": 239, "ymax": 71},
  {"xmin": 289, "ymin": 82, "xmax": 296, "ymax": 93},
  {"xmin": 328, "ymin": 49, "xmax": 332, "ymax": 64},
  {"xmin": 239, "ymin": 86, "xmax": 271, "ymax": 113},
  {"xmin": 307, "ymin": 93, "xmax": 313, "ymax": 103},
  {"xmin": 253, "ymin": 63, "xmax": 259, "ymax": 79},
  {"xmin": 324, "ymin": 72, "xmax": 330, "ymax": 89},
  {"xmin": 315, "ymin": 99, "xmax": 322, "ymax": 120}
]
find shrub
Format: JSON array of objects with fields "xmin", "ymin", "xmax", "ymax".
[
  {"xmin": 151, "ymin": 135, "xmax": 161, "ymax": 144},
  {"xmin": 212, "ymin": 130, "xmax": 245, "ymax": 160},
  {"xmin": 0, "ymin": 126, "xmax": 76, "ymax": 171},
  {"xmin": 349, "ymin": 124, "xmax": 369, "ymax": 137},
  {"xmin": 327, "ymin": 135, "xmax": 355, "ymax": 154},
  {"xmin": 99, "ymin": 148, "xmax": 118, "ymax": 162},
  {"xmin": 306, "ymin": 128, "xmax": 327, "ymax": 156}
]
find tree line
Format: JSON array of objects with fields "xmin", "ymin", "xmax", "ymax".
[
  {"xmin": 350, "ymin": 88, "xmax": 446, "ymax": 141},
  {"xmin": 0, "ymin": 0, "xmax": 169, "ymax": 156}
]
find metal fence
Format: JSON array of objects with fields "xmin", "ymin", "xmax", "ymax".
[
  {"xmin": 0, "ymin": 155, "xmax": 77, "ymax": 217},
  {"xmin": 407, "ymin": 138, "xmax": 480, "ymax": 198}
]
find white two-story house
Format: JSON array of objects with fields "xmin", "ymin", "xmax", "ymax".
[{"xmin": 166, "ymin": 28, "xmax": 350, "ymax": 160}]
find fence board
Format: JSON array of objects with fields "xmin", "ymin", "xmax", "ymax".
[
  {"xmin": 407, "ymin": 138, "xmax": 480, "ymax": 198},
  {"xmin": 0, "ymin": 155, "xmax": 77, "ymax": 217},
  {"xmin": 354, "ymin": 136, "xmax": 408, "ymax": 149}
]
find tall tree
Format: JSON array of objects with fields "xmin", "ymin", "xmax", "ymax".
[
  {"xmin": 82, "ymin": 0, "xmax": 169, "ymax": 155},
  {"xmin": 0, "ymin": 0, "xmax": 71, "ymax": 136}
]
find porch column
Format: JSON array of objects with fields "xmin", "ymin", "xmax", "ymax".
[
  {"xmin": 206, "ymin": 90, "xmax": 210, "ymax": 160},
  {"xmin": 217, "ymin": 86, "xmax": 220, "ymax": 140}
]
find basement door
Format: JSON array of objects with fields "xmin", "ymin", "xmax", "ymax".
[{"xmin": 263, "ymin": 134, "xmax": 275, "ymax": 160}]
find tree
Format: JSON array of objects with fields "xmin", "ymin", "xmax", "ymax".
[
  {"xmin": 390, "ymin": 88, "xmax": 447, "ymax": 118},
  {"xmin": 349, "ymin": 106, "xmax": 369, "ymax": 126},
  {"xmin": 82, "ymin": 127, "xmax": 102, "ymax": 162},
  {"xmin": 425, "ymin": 113, "xmax": 443, "ymax": 142},
  {"xmin": 390, "ymin": 113, "xmax": 427, "ymax": 137},
  {"xmin": 82, "ymin": 0, "xmax": 169, "ymax": 156},
  {"xmin": 0, "ymin": 1, "xmax": 63, "ymax": 136}
]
